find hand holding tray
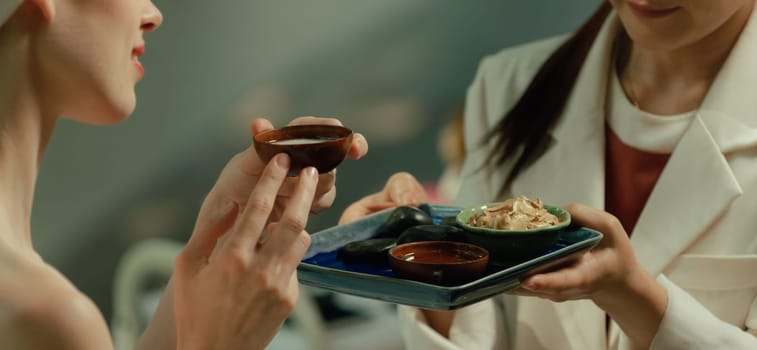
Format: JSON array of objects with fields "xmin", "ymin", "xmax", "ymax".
[{"xmin": 298, "ymin": 204, "xmax": 602, "ymax": 310}]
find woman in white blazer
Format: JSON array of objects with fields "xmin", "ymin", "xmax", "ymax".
[{"xmin": 341, "ymin": 1, "xmax": 757, "ymax": 349}]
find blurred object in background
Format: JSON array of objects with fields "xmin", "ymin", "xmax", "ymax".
[
  {"xmin": 229, "ymin": 84, "xmax": 295, "ymax": 133},
  {"xmin": 30, "ymin": 0, "xmax": 601, "ymax": 347},
  {"xmin": 426, "ymin": 106, "xmax": 465, "ymax": 204},
  {"xmin": 112, "ymin": 239, "xmax": 328, "ymax": 350}
]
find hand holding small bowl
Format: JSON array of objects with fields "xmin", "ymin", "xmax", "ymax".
[{"xmin": 249, "ymin": 117, "xmax": 367, "ymax": 218}]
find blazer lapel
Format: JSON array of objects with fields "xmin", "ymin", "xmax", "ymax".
[
  {"xmin": 631, "ymin": 5, "xmax": 757, "ymax": 274},
  {"xmin": 631, "ymin": 115, "xmax": 743, "ymax": 276}
]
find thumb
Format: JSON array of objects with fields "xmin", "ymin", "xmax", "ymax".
[
  {"xmin": 251, "ymin": 118, "xmax": 274, "ymax": 136},
  {"xmin": 385, "ymin": 172, "xmax": 428, "ymax": 206},
  {"xmin": 564, "ymin": 203, "xmax": 628, "ymax": 249},
  {"xmin": 338, "ymin": 194, "xmax": 396, "ymax": 225}
]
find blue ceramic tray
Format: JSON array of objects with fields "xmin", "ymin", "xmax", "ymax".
[{"xmin": 298, "ymin": 204, "xmax": 603, "ymax": 310}]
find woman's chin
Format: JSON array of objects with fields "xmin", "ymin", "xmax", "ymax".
[
  {"xmin": 63, "ymin": 106, "xmax": 134, "ymax": 126},
  {"xmin": 64, "ymin": 96, "xmax": 136, "ymax": 125}
]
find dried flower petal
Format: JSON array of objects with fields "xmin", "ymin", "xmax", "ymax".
[{"xmin": 467, "ymin": 195, "xmax": 558, "ymax": 230}]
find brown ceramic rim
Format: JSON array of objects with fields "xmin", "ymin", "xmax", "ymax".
[
  {"xmin": 389, "ymin": 241, "xmax": 489, "ymax": 266},
  {"xmin": 253, "ymin": 124, "xmax": 353, "ymax": 144}
]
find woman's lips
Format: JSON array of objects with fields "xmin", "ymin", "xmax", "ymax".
[
  {"xmin": 132, "ymin": 45, "xmax": 145, "ymax": 79},
  {"xmin": 627, "ymin": 2, "xmax": 679, "ymax": 18},
  {"xmin": 132, "ymin": 59, "xmax": 144, "ymax": 78}
]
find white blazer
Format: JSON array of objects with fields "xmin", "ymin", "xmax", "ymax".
[{"xmin": 400, "ymin": 11, "xmax": 757, "ymax": 350}]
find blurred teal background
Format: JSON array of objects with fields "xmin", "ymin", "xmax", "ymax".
[{"xmin": 31, "ymin": 0, "xmax": 600, "ymax": 347}]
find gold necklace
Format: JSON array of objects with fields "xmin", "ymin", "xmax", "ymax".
[{"xmin": 615, "ymin": 30, "xmax": 642, "ymax": 110}]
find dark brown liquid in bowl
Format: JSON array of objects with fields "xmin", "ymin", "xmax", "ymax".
[{"xmin": 399, "ymin": 249, "xmax": 484, "ymax": 264}]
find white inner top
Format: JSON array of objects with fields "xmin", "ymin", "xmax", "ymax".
[{"xmin": 606, "ymin": 70, "xmax": 696, "ymax": 154}]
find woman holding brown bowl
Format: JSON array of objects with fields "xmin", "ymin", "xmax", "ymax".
[{"xmin": 0, "ymin": 1, "xmax": 367, "ymax": 349}]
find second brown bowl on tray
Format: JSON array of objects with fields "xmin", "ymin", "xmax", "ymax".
[{"xmin": 388, "ymin": 241, "xmax": 489, "ymax": 286}]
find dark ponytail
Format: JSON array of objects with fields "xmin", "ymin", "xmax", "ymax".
[{"xmin": 484, "ymin": 2, "xmax": 612, "ymax": 195}]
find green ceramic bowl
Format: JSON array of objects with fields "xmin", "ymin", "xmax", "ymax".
[{"xmin": 456, "ymin": 203, "xmax": 571, "ymax": 265}]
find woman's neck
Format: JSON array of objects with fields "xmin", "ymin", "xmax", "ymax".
[
  {"xmin": 0, "ymin": 24, "xmax": 56, "ymax": 252},
  {"xmin": 619, "ymin": 2, "xmax": 755, "ymax": 115}
]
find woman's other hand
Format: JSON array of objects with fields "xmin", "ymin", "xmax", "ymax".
[
  {"xmin": 339, "ymin": 172, "xmax": 428, "ymax": 225},
  {"xmin": 510, "ymin": 203, "xmax": 668, "ymax": 348},
  {"xmin": 173, "ymin": 154, "xmax": 317, "ymax": 350}
]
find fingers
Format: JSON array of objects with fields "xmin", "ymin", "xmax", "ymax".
[
  {"xmin": 288, "ymin": 116, "xmax": 343, "ymax": 126},
  {"xmin": 255, "ymin": 222, "xmax": 312, "ymax": 279},
  {"xmin": 337, "ymin": 172, "xmax": 426, "ymax": 225},
  {"xmin": 506, "ymin": 205, "xmax": 636, "ymax": 304},
  {"xmin": 507, "ymin": 286, "xmax": 541, "ymax": 297},
  {"xmin": 259, "ymin": 167, "xmax": 318, "ymax": 263},
  {"xmin": 287, "ymin": 273, "xmax": 301, "ymax": 304},
  {"xmin": 311, "ymin": 186, "xmax": 336, "ymax": 214},
  {"xmin": 276, "ymin": 169, "xmax": 335, "ymax": 198},
  {"xmin": 338, "ymin": 194, "xmax": 396, "ymax": 225},
  {"xmin": 315, "ymin": 170, "xmax": 336, "ymax": 196},
  {"xmin": 267, "ymin": 170, "xmax": 335, "ymax": 216},
  {"xmin": 385, "ymin": 172, "xmax": 428, "ymax": 206},
  {"xmin": 181, "ymin": 200, "xmax": 240, "ymax": 269},
  {"xmin": 519, "ymin": 252, "xmax": 602, "ymax": 302},
  {"xmin": 521, "ymin": 266, "xmax": 587, "ymax": 296},
  {"xmin": 507, "ymin": 268, "xmax": 585, "ymax": 302},
  {"xmin": 508, "ymin": 285, "xmax": 576, "ymax": 303},
  {"xmin": 225, "ymin": 153, "xmax": 290, "ymax": 250},
  {"xmin": 348, "ymin": 132, "xmax": 368, "ymax": 160},
  {"xmin": 251, "ymin": 118, "xmax": 275, "ymax": 135},
  {"xmin": 247, "ymin": 116, "xmax": 366, "ymax": 220},
  {"xmin": 564, "ymin": 203, "xmax": 627, "ymax": 247}
]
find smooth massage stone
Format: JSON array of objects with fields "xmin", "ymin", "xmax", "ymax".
[
  {"xmin": 439, "ymin": 216, "xmax": 462, "ymax": 227},
  {"xmin": 339, "ymin": 238, "xmax": 397, "ymax": 265},
  {"xmin": 396, "ymin": 224, "xmax": 469, "ymax": 245},
  {"xmin": 373, "ymin": 206, "xmax": 433, "ymax": 238}
]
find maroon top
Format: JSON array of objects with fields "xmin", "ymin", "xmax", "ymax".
[{"xmin": 605, "ymin": 125, "xmax": 671, "ymax": 235}]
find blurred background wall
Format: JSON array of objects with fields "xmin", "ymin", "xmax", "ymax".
[{"xmin": 31, "ymin": 0, "xmax": 600, "ymax": 342}]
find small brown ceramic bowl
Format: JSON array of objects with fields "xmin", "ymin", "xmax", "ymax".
[
  {"xmin": 389, "ymin": 241, "xmax": 489, "ymax": 286},
  {"xmin": 253, "ymin": 124, "xmax": 353, "ymax": 176}
]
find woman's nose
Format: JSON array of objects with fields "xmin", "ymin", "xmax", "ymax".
[{"xmin": 141, "ymin": 1, "xmax": 163, "ymax": 32}]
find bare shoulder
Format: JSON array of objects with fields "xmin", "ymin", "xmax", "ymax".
[{"xmin": 0, "ymin": 253, "xmax": 114, "ymax": 350}]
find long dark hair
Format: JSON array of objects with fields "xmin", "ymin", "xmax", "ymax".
[{"xmin": 484, "ymin": 2, "xmax": 612, "ymax": 195}]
